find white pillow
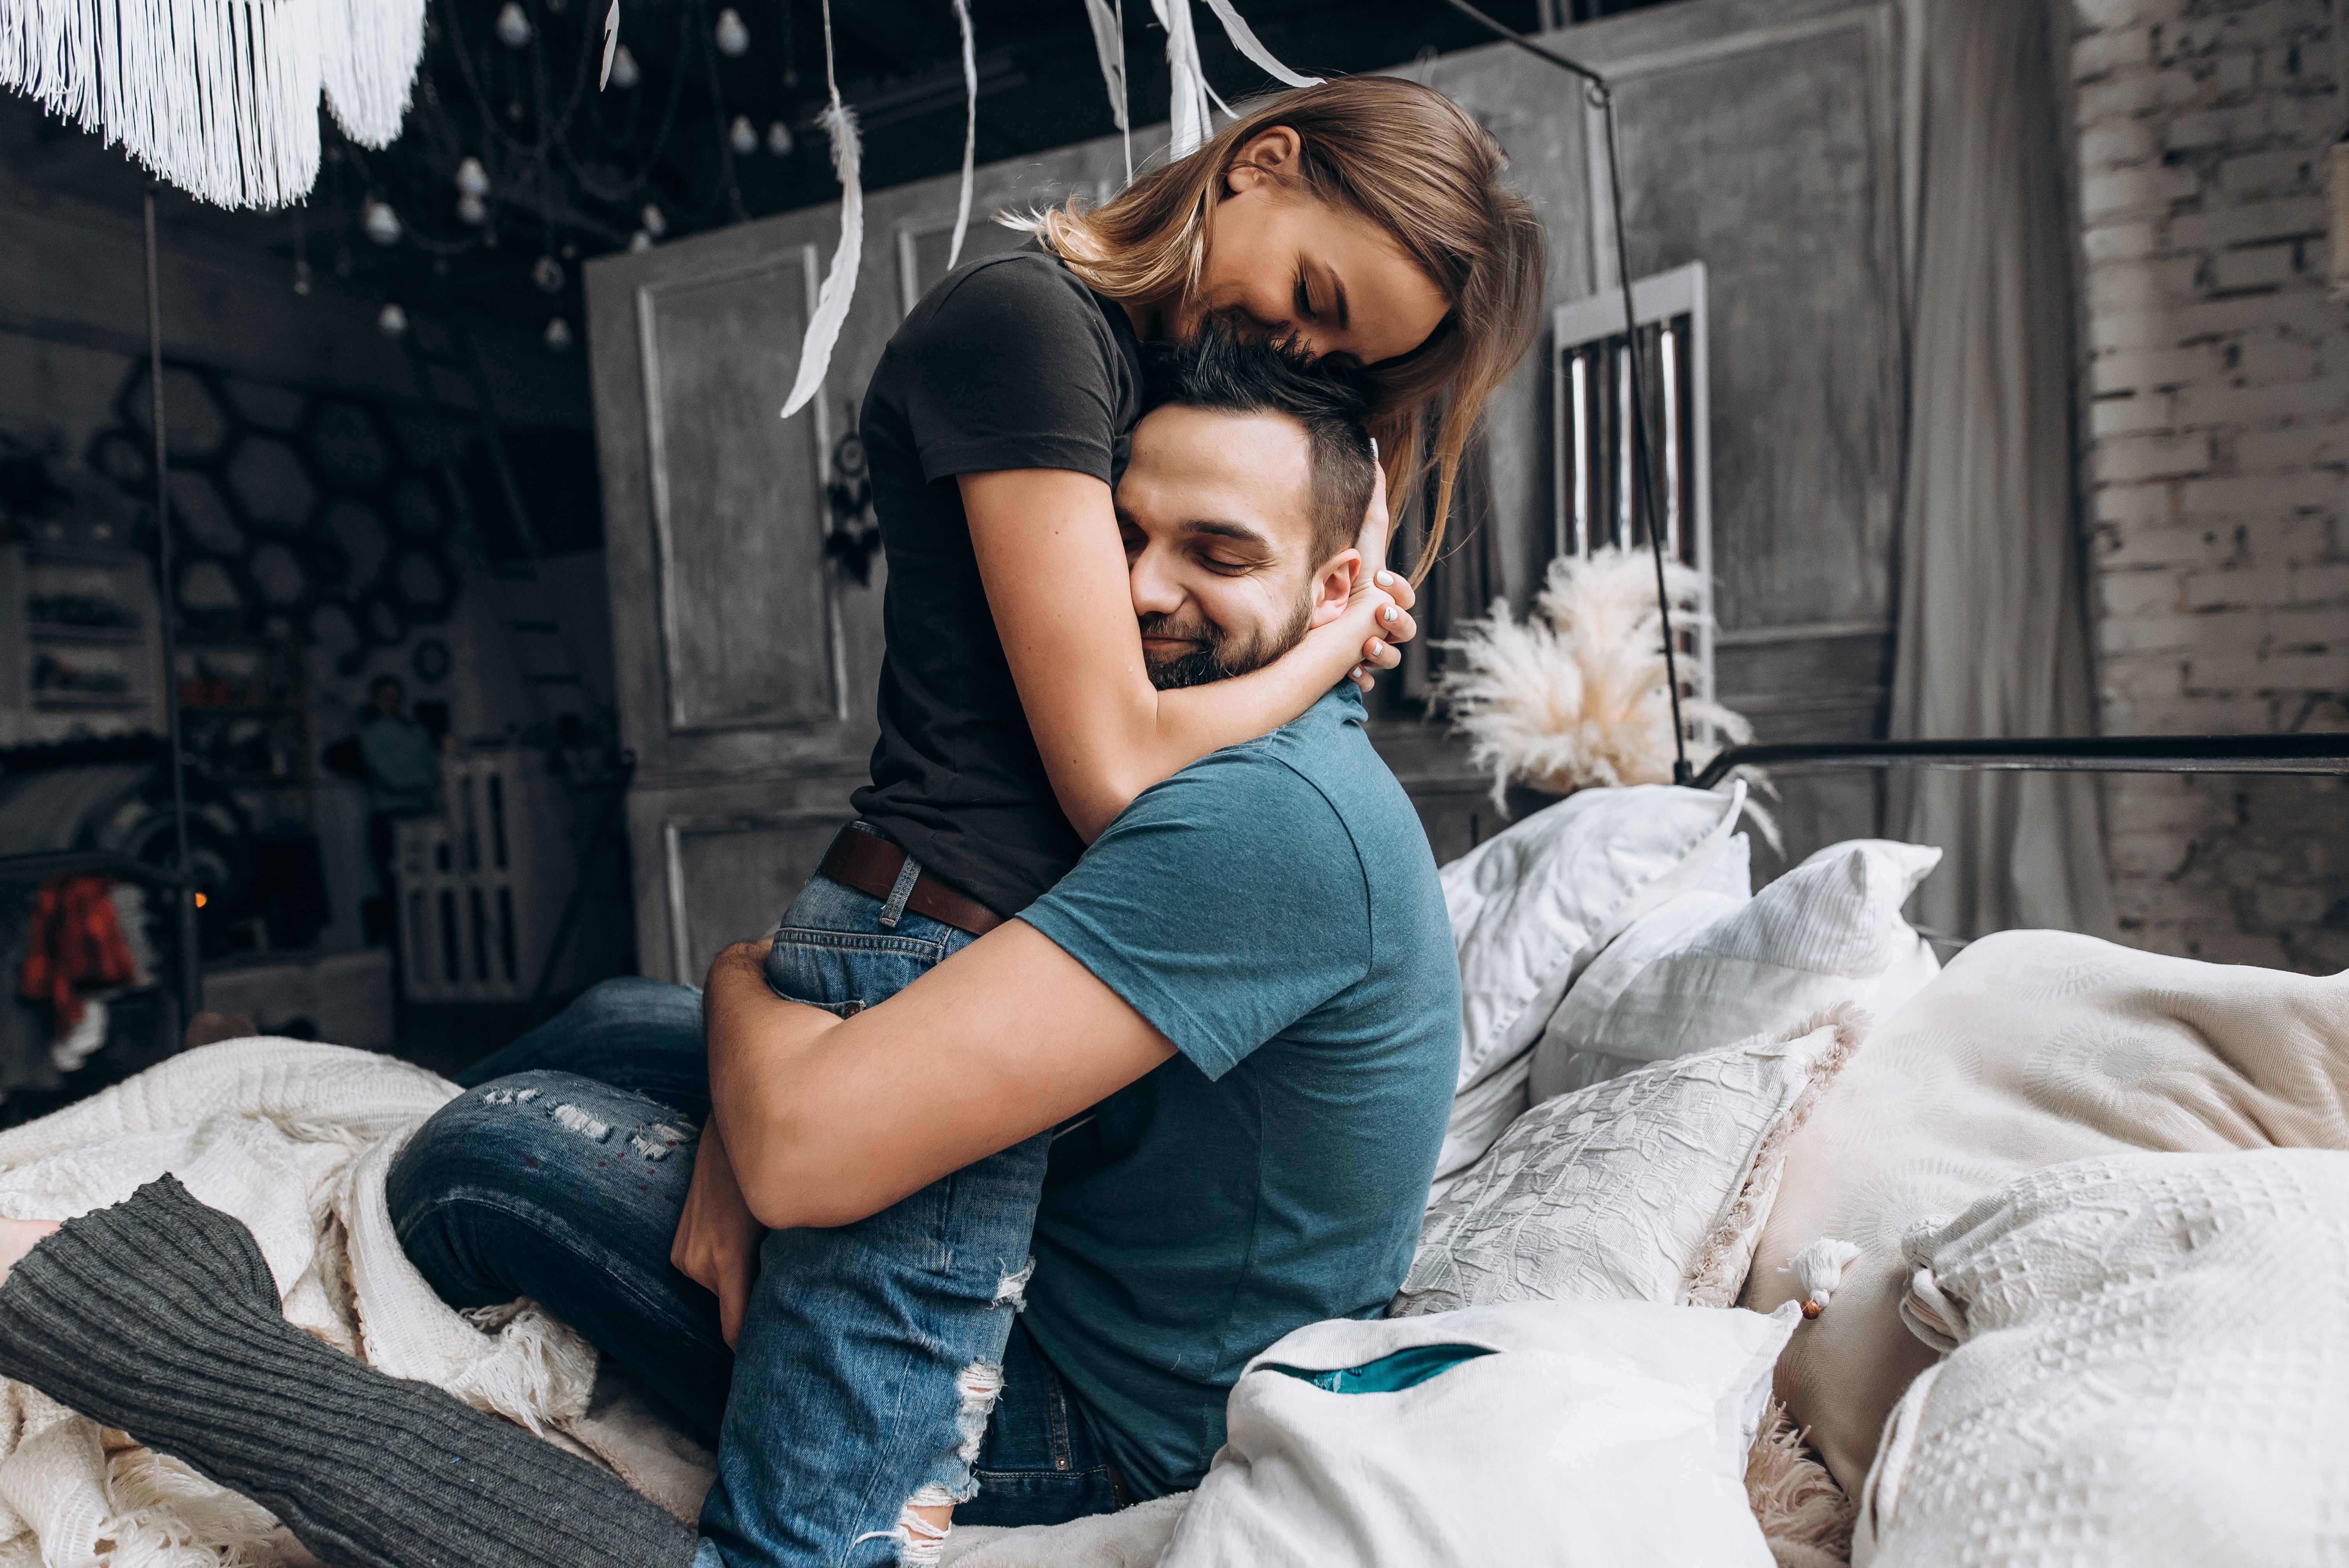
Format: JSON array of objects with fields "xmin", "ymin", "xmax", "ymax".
[
  {"xmin": 1436, "ymin": 783, "xmax": 1747, "ymax": 1175},
  {"xmin": 1530, "ymin": 838, "xmax": 1941, "ymax": 1103},
  {"xmin": 1435, "ymin": 826, "xmax": 1757, "ymax": 1182},
  {"xmin": 1856, "ymin": 1151, "xmax": 2349, "ymax": 1567},
  {"xmin": 1160, "ymin": 1299, "xmax": 1798, "ymax": 1568},
  {"xmin": 1397, "ymin": 1009, "xmax": 1865, "ymax": 1317}
]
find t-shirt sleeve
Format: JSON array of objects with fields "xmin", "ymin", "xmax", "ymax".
[
  {"xmin": 898, "ymin": 257, "xmax": 1125, "ymax": 485},
  {"xmin": 1016, "ymin": 754, "xmax": 1372, "ymax": 1080}
]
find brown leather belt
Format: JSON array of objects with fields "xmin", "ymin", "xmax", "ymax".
[{"xmin": 817, "ymin": 825, "xmax": 1005, "ymax": 937}]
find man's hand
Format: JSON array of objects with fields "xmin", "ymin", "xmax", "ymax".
[{"xmin": 672, "ymin": 1114, "xmax": 765, "ymax": 1347}]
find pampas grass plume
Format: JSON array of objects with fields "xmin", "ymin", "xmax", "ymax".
[{"xmin": 1436, "ymin": 548, "xmax": 1760, "ymax": 813}]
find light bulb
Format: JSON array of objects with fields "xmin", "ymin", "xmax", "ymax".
[
  {"xmin": 362, "ymin": 199, "xmax": 403, "ymax": 246},
  {"xmin": 610, "ymin": 44, "xmax": 640, "ymax": 88},
  {"xmin": 455, "ymin": 156, "xmax": 490, "ymax": 198},
  {"xmin": 766, "ymin": 120, "xmax": 794, "ymax": 157},
  {"xmin": 629, "ymin": 229, "xmax": 654, "ymax": 252},
  {"xmin": 293, "ymin": 257, "xmax": 313, "ymax": 296},
  {"xmin": 378, "ymin": 303, "xmax": 410, "ymax": 337},
  {"xmin": 533, "ymin": 254, "xmax": 565, "ymax": 292},
  {"xmin": 640, "ymin": 203, "xmax": 667, "ymax": 238},
  {"xmin": 544, "ymin": 317, "xmax": 574, "ymax": 350},
  {"xmin": 495, "ymin": 1, "xmax": 531, "ymax": 47},
  {"xmin": 729, "ymin": 115, "xmax": 757, "ymax": 155},
  {"xmin": 713, "ymin": 7, "xmax": 749, "ymax": 55},
  {"xmin": 457, "ymin": 191, "xmax": 488, "ymax": 226}
]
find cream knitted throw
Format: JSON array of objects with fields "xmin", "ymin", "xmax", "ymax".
[{"xmin": 0, "ymin": 1037, "xmax": 712, "ymax": 1568}]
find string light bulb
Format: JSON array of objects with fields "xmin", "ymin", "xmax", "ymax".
[
  {"xmin": 629, "ymin": 229, "xmax": 654, "ymax": 251},
  {"xmin": 495, "ymin": 2, "xmax": 531, "ymax": 47},
  {"xmin": 545, "ymin": 317, "xmax": 574, "ymax": 350},
  {"xmin": 640, "ymin": 203, "xmax": 667, "ymax": 238},
  {"xmin": 455, "ymin": 157, "xmax": 490, "ymax": 198},
  {"xmin": 377, "ymin": 303, "xmax": 409, "ymax": 337},
  {"xmin": 766, "ymin": 120, "xmax": 795, "ymax": 157},
  {"xmin": 610, "ymin": 44, "xmax": 640, "ymax": 88},
  {"xmin": 729, "ymin": 115, "xmax": 757, "ymax": 155},
  {"xmin": 714, "ymin": 7, "xmax": 750, "ymax": 55},
  {"xmin": 457, "ymin": 191, "xmax": 488, "ymax": 225},
  {"xmin": 362, "ymin": 199, "xmax": 403, "ymax": 246},
  {"xmin": 533, "ymin": 255, "xmax": 565, "ymax": 292}
]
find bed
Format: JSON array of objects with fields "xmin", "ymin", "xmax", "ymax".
[{"xmin": 0, "ymin": 743, "xmax": 2341, "ymax": 1567}]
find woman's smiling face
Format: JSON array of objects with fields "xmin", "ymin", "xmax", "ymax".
[{"xmin": 1174, "ymin": 128, "xmax": 1453, "ymax": 368}]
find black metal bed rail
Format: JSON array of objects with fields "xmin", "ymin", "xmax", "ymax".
[{"xmin": 1693, "ymin": 734, "xmax": 2349, "ymax": 791}]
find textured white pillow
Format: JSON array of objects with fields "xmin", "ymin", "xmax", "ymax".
[
  {"xmin": 1160, "ymin": 1299, "xmax": 1797, "ymax": 1568},
  {"xmin": 1436, "ymin": 783, "xmax": 1747, "ymax": 1177},
  {"xmin": 1531, "ymin": 838, "xmax": 1941, "ymax": 1103},
  {"xmin": 1396, "ymin": 1009, "xmax": 1865, "ymax": 1317},
  {"xmin": 1855, "ymin": 1151, "xmax": 2349, "ymax": 1568}
]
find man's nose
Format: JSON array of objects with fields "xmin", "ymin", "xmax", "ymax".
[{"xmin": 1128, "ymin": 545, "xmax": 1189, "ymax": 617}]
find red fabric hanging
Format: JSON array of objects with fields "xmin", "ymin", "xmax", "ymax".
[{"xmin": 18, "ymin": 875, "xmax": 137, "ymax": 1038}]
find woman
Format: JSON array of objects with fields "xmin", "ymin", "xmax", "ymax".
[{"xmin": 0, "ymin": 76, "xmax": 1546, "ymax": 1568}]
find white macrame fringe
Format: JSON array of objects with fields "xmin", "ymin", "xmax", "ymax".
[
  {"xmin": 0, "ymin": 0, "xmax": 421, "ymax": 210},
  {"xmin": 780, "ymin": 82, "xmax": 862, "ymax": 416},
  {"xmin": 946, "ymin": 0, "xmax": 977, "ymax": 269},
  {"xmin": 1079, "ymin": 0, "xmax": 1130, "ymax": 183},
  {"xmin": 1150, "ymin": 0, "xmax": 1212, "ymax": 159}
]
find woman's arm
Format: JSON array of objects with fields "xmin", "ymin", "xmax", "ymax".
[{"xmin": 962, "ymin": 467, "xmax": 1415, "ymax": 841}]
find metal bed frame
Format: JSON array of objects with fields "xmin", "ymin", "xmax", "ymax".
[{"xmin": 1693, "ymin": 733, "xmax": 2349, "ymax": 791}]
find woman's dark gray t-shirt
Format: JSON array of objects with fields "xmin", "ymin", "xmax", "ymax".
[{"xmin": 852, "ymin": 252, "xmax": 1146, "ymax": 917}]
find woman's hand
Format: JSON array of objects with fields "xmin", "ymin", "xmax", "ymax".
[
  {"xmin": 672, "ymin": 1119, "xmax": 765, "ymax": 1348},
  {"xmin": 1344, "ymin": 460, "xmax": 1417, "ymax": 691}
]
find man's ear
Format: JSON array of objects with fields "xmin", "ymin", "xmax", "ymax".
[
  {"xmin": 1224, "ymin": 127, "xmax": 1303, "ymax": 196},
  {"xmin": 1306, "ymin": 548, "xmax": 1361, "ymax": 629}
]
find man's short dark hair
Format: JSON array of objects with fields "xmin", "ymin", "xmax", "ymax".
[{"xmin": 1142, "ymin": 323, "xmax": 1378, "ymax": 565}]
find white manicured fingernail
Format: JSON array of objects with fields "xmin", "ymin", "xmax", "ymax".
[
  {"xmin": 1376, "ymin": 570, "xmax": 1394, "ymax": 586},
  {"xmin": 1367, "ymin": 639, "xmax": 1385, "ymax": 656},
  {"xmin": 1380, "ymin": 606, "xmax": 1397, "ymax": 622}
]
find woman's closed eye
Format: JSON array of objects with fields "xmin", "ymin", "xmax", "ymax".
[{"xmin": 1293, "ymin": 269, "xmax": 1317, "ymax": 322}]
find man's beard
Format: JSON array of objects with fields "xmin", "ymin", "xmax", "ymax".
[{"xmin": 1141, "ymin": 599, "xmax": 1314, "ymax": 690}]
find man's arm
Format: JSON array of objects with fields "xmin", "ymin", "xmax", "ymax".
[{"xmin": 703, "ymin": 925, "xmax": 1178, "ymax": 1231}]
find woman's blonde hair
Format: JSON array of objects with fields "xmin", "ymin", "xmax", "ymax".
[{"xmin": 1020, "ymin": 76, "xmax": 1545, "ymax": 584}]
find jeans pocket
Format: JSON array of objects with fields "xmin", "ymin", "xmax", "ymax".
[{"xmin": 763, "ymin": 928, "xmax": 946, "ymax": 1014}]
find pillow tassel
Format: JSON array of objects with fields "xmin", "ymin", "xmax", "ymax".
[{"xmin": 1782, "ymin": 1237, "xmax": 1862, "ymax": 1319}]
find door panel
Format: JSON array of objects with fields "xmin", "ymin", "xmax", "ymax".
[{"xmin": 638, "ymin": 251, "xmax": 837, "ymax": 734}]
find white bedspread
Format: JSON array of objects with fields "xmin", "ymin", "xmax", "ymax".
[{"xmin": 0, "ymin": 1038, "xmax": 712, "ymax": 1568}]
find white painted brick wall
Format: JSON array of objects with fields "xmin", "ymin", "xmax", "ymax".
[{"xmin": 2071, "ymin": 0, "xmax": 2349, "ymax": 972}]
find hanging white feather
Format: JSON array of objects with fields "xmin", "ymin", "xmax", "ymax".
[
  {"xmin": 781, "ymin": 102, "xmax": 862, "ymax": 419},
  {"xmin": 1148, "ymin": 0, "xmax": 1212, "ymax": 159},
  {"xmin": 946, "ymin": 0, "xmax": 977, "ymax": 269},
  {"xmin": 1199, "ymin": 0, "xmax": 1321, "ymax": 89},
  {"xmin": 1078, "ymin": 0, "xmax": 1131, "ymax": 184},
  {"xmin": 0, "ymin": 0, "xmax": 422, "ymax": 210},
  {"xmin": 600, "ymin": 0, "xmax": 620, "ymax": 89}
]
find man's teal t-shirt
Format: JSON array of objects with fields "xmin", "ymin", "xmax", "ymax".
[{"xmin": 1014, "ymin": 685, "xmax": 1461, "ymax": 1499}]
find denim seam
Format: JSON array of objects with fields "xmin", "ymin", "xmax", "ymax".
[{"xmin": 770, "ymin": 927, "xmax": 950, "ymax": 961}]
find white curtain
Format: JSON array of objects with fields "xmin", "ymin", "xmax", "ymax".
[{"xmin": 1887, "ymin": 0, "xmax": 2119, "ymax": 940}]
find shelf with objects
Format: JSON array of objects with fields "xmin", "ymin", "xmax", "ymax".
[{"xmin": 0, "ymin": 542, "xmax": 166, "ymax": 747}]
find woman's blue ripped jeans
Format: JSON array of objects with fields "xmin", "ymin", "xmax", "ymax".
[{"xmin": 386, "ymin": 860, "xmax": 1114, "ymax": 1568}]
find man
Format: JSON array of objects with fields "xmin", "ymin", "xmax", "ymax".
[{"xmin": 0, "ymin": 330, "xmax": 1462, "ymax": 1568}]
